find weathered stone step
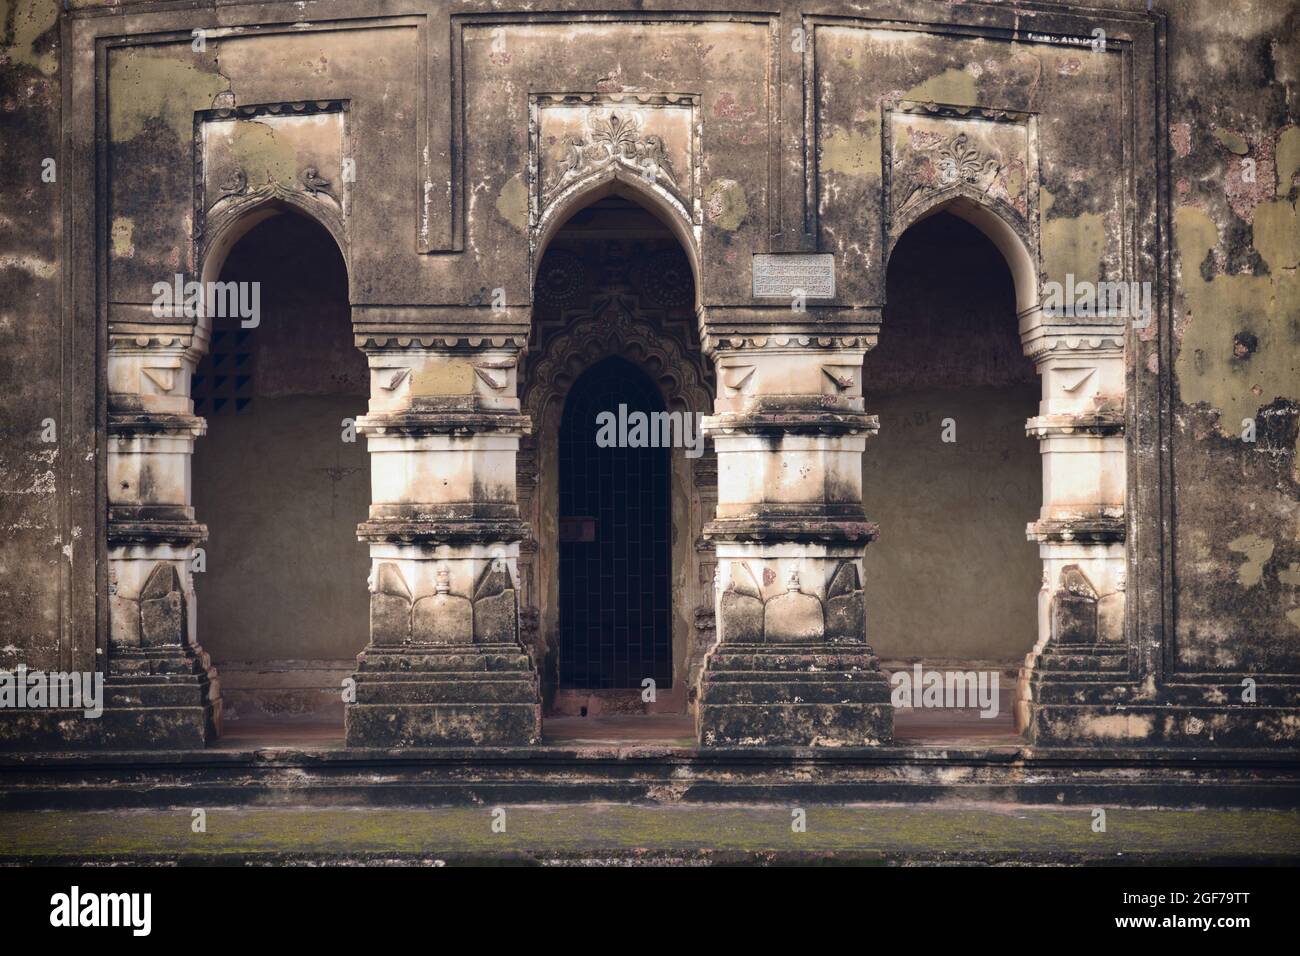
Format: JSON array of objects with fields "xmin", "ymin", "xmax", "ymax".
[
  {"xmin": 344, "ymin": 702, "xmax": 540, "ymax": 747},
  {"xmin": 104, "ymin": 683, "xmax": 209, "ymax": 708},
  {"xmin": 1039, "ymin": 652, "xmax": 1128, "ymax": 670},
  {"xmin": 1031, "ymin": 681, "xmax": 1143, "ymax": 705},
  {"xmin": 706, "ymin": 654, "xmax": 879, "ymax": 673},
  {"xmin": 703, "ymin": 669, "xmax": 882, "ymax": 682},
  {"xmin": 356, "ymin": 671, "xmax": 534, "ymax": 682},
  {"xmin": 1045, "ymin": 642, "xmax": 1126, "ymax": 655},
  {"xmin": 355, "ymin": 652, "xmax": 532, "ymax": 673},
  {"xmin": 1034, "ymin": 660, "xmax": 1128, "ymax": 676},
  {"xmin": 699, "ymin": 702, "xmax": 890, "ymax": 747},
  {"xmin": 700, "ymin": 681, "xmax": 892, "ymax": 704},
  {"xmin": 355, "ymin": 679, "xmax": 537, "ymax": 704},
  {"xmin": 108, "ymin": 656, "xmax": 209, "ymax": 677}
]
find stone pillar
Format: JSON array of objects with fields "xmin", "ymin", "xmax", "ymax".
[
  {"xmin": 103, "ymin": 329, "xmax": 221, "ymax": 749},
  {"xmin": 345, "ymin": 336, "xmax": 541, "ymax": 747},
  {"xmin": 696, "ymin": 326, "xmax": 892, "ymax": 747},
  {"xmin": 1015, "ymin": 321, "xmax": 1128, "ymax": 736}
]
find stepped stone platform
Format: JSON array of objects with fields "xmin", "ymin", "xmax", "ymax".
[
  {"xmin": 1024, "ymin": 641, "xmax": 1300, "ymax": 746},
  {"xmin": 0, "ymin": 646, "xmax": 220, "ymax": 751},
  {"xmin": 2, "ymin": 742, "xmax": 1296, "ymax": 811}
]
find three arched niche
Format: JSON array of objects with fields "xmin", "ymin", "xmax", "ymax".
[{"xmin": 191, "ymin": 205, "xmax": 368, "ymax": 733}]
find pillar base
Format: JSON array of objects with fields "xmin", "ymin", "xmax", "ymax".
[
  {"xmin": 345, "ymin": 643, "xmax": 541, "ymax": 747},
  {"xmin": 0, "ymin": 644, "xmax": 221, "ymax": 751},
  {"xmin": 1023, "ymin": 641, "xmax": 1300, "ymax": 747},
  {"xmin": 697, "ymin": 643, "xmax": 893, "ymax": 747}
]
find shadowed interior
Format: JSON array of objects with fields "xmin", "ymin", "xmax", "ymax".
[
  {"xmin": 192, "ymin": 212, "xmax": 368, "ymax": 725},
  {"xmin": 864, "ymin": 212, "xmax": 1042, "ymax": 667}
]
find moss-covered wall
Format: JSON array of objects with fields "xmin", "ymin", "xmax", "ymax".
[
  {"xmin": 0, "ymin": 0, "xmax": 63, "ymax": 672},
  {"xmin": 1164, "ymin": 0, "xmax": 1300, "ymax": 671}
]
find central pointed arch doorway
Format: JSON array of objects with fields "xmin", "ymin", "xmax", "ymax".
[{"xmin": 519, "ymin": 187, "xmax": 712, "ymax": 738}]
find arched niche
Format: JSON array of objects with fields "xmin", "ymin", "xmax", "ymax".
[
  {"xmin": 190, "ymin": 202, "xmax": 366, "ymax": 731},
  {"xmin": 886, "ymin": 188, "xmax": 1040, "ymax": 323},
  {"xmin": 198, "ymin": 194, "xmax": 350, "ymax": 344},
  {"xmin": 533, "ymin": 170, "xmax": 702, "ymax": 316},
  {"xmin": 868, "ymin": 209, "xmax": 1042, "ymax": 674}
]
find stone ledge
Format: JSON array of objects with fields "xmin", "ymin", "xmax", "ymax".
[{"xmin": 2, "ymin": 745, "xmax": 1297, "ymax": 811}]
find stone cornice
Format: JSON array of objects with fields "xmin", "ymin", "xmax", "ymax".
[
  {"xmin": 108, "ymin": 331, "xmax": 205, "ymax": 356},
  {"xmin": 108, "ymin": 518, "xmax": 207, "ymax": 547},
  {"xmin": 1020, "ymin": 322, "xmax": 1127, "ymax": 363},
  {"xmin": 1027, "ymin": 515, "xmax": 1126, "ymax": 544},
  {"xmin": 705, "ymin": 516, "xmax": 880, "ymax": 545},
  {"xmin": 357, "ymin": 517, "xmax": 531, "ymax": 545},
  {"xmin": 355, "ymin": 334, "xmax": 529, "ymax": 352},
  {"xmin": 356, "ymin": 411, "xmax": 531, "ymax": 436},
  {"xmin": 702, "ymin": 333, "xmax": 878, "ymax": 355},
  {"xmin": 108, "ymin": 413, "xmax": 207, "ymax": 438},
  {"xmin": 1026, "ymin": 412, "xmax": 1125, "ymax": 438},
  {"xmin": 700, "ymin": 306, "xmax": 881, "ymax": 356},
  {"xmin": 704, "ymin": 410, "xmax": 879, "ymax": 437}
]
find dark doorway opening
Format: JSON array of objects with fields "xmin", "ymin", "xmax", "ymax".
[
  {"xmin": 192, "ymin": 211, "xmax": 367, "ymax": 743},
  {"xmin": 866, "ymin": 209, "xmax": 1040, "ymax": 745},
  {"xmin": 558, "ymin": 356, "xmax": 672, "ymax": 691}
]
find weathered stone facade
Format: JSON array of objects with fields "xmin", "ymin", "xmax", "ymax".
[{"xmin": 1, "ymin": 0, "xmax": 1298, "ymax": 753}]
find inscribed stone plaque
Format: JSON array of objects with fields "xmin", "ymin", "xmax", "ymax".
[{"xmin": 752, "ymin": 254, "xmax": 835, "ymax": 298}]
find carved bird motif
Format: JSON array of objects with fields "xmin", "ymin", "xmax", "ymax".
[
  {"xmin": 218, "ymin": 168, "xmax": 247, "ymax": 196},
  {"xmin": 301, "ymin": 166, "xmax": 331, "ymax": 196},
  {"xmin": 634, "ymin": 134, "xmax": 679, "ymax": 187}
]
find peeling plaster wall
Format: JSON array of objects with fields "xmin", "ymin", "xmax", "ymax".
[
  {"xmin": 814, "ymin": 24, "xmax": 1126, "ymax": 306},
  {"xmin": 1164, "ymin": 0, "xmax": 1300, "ymax": 671},
  {"xmin": 0, "ymin": 0, "xmax": 63, "ymax": 672}
]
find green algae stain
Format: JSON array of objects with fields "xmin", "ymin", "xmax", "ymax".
[
  {"xmin": 109, "ymin": 47, "xmax": 231, "ymax": 144},
  {"xmin": 1252, "ymin": 198, "xmax": 1300, "ymax": 271},
  {"xmin": 821, "ymin": 125, "xmax": 881, "ymax": 181},
  {"xmin": 1212, "ymin": 127, "xmax": 1250, "ymax": 155},
  {"xmin": 110, "ymin": 217, "xmax": 135, "ymax": 259},
  {"xmin": 705, "ymin": 179, "xmax": 748, "ymax": 231},
  {"xmin": 1228, "ymin": 533, "xmax": 1275, "ymax": 588},
  {"xmin": 1040, "ymin": 188, "xmax": 1105, "ymax": 287},
  {"xmin": 1173, "ymin": 205, "xmax": 1300, "ymax": 437},
  {"xmin": 226, "ymin": 121, "xmax": 299, "ymax": 188},
  {"xmin": 1, "ymin": 0, "xmax": 59, "ymax": 76},
  {"xmin": 1275, "ymin": 126, "xmax": 1300, "ymax": 198},
  {"xmin": 496, "ymin": 174, "xmax": 528, "ymax": 232},
  {"xmin": 904, "ymin": 68, "xmax": 977, "ymax": 107}
]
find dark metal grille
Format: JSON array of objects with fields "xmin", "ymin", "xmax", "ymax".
[
  {"xmin": 192, "ymin": 320, "xmax": 254, "ymax": 415},
  {"xmin": 558, "ymin": 356, "xmax": 672, "ymax": 689}
]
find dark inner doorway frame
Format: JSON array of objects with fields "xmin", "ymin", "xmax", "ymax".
[{"xmin": 558, "ymin": 356, "xmax": 673, "ymax": 692}]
